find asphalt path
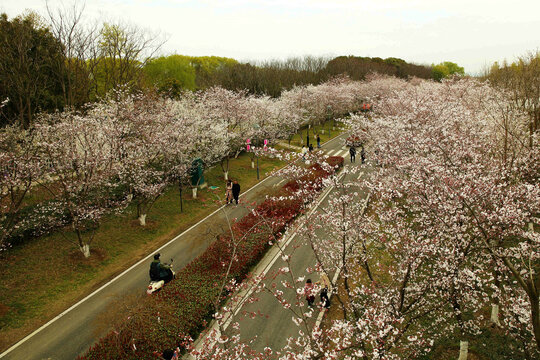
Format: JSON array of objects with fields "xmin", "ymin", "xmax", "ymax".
[
  {"xmin": 0, "ymin": 134, "xmax": 350, "ymax": 360},
  {"xmin": 216, "ymin": 154, "xmax": 372, "ymax": 355}
]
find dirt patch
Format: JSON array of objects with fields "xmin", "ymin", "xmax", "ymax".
[
  {"xmin": 433, "ymin": 347, "xmax": 483, "ymax": 360},
  {"xmin": 0, "ymin": 303, "xmax": 9, "ymax": 318},
  {"xmin": 129, "ymin": 219, "xmax": 159, "ymax": 230},
  {"xmin": 67, "ymin": 247, "xmax": 108, "ymax": 265}
]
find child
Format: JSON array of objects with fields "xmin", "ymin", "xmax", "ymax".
[{"xmin": 305, "ymin": 279, "xmax": 315, "ymax": 306}]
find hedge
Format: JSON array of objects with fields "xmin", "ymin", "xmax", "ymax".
[{"xmin": 79, "ymin": 157, "xmax": 344, "ymax": 359}]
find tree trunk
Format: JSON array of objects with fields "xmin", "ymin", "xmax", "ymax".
[
  {"xmin": 192, "ymin": 187, "xmax": 198, "ymax": 199},
  {"xmin": 178, "ymin": 181, "xmax": 183, "ymax": 213},
  {"xmin": 490, "ymin": 304, "xmax": 501, "ymax": 327},
  {"xmin": 251, "ymin": 160, "xmax": 255, "ymax": 169},
  {"xmin": 224, "ymin": 171, "xmax": 229, "ymax": 180},
  {"xmin": 458, "ymin": 340, "xmax": 468, "ymax": 360},
  {"xmin": 527, "ymin": 289, "xmax": 540, "ymax": 351},
  {"xmin": 80, "ymin": 244, "xmax": 90, "ymax": 258},
  {"xmin": 138, "ymin": 213, "xmax": 147, "ymax": 226}
]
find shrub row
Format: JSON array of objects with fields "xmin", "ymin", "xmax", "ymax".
[{"xmin": 79, "ymin": 157, "xmax": 343, "ymax": 359}]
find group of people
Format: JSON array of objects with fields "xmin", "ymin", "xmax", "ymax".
[
  {"xmin": 225, "ymin": 179, "xmax": 241, "ymax": 205},
  {"xmin": 301, "ymin": 134, "xmax": 322, "ymax": 161},
  {"xmin": 304, "ymin": 273, "xmax": 332, "ymax": 309},
  {"xmin": 349, "ymin": 144, "xmax": 365, "ymax": 164},
  {"xmin": 301, "ymin": 135, "xmax": 367, "ymax": 165}
]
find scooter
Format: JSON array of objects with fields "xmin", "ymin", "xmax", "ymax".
[{"xmin": 147, "ymin": 259, "xmax": 175, "ymax": 295}]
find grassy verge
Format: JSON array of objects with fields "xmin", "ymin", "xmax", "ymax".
[
  {"xmin": 0, "ymin": 152, "xmax": 285, "ymax": 351},
  {"xmin": 278, "ymin": 120, "xmax": 346, "ymax": 149}
]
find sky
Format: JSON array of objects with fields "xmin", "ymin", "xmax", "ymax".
[{"xmin": 2, "ymin": 0, "xmax": 539, "ymax": 75}]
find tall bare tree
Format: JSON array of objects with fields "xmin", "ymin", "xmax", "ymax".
[
  {"xmin": 92, "ymin": 21, "xmax": 167, "ymax": 98},
  {"xmin": 46, "ymin": 0, "xmax": 100, "ymax": 108}
]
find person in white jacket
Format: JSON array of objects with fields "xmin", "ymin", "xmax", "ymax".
[{"xmin": 301, "ymin": 145, "xmax": 308, "ymax": 161}]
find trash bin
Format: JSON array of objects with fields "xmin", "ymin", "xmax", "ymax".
[{"xmin": 190, "ymin": 158, "xmax": 205, "ymax": 187}]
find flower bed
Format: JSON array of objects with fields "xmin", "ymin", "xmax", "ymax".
[{"xmin": 79, "ymin": 157, "xmax": 343, "ymax": 359}]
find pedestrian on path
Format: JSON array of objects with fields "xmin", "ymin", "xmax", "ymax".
[
  {"xmin": 305, "ymin": 279, "xmax": 315, "ymax": 306},
  {"xmin": 349, "ymin": 146, "xmax": 356, "ymax": 163},
  {"xmin": 301, "ymin": 145, "xmax": 308, "ymax": 161},
  {"xmin": 360, "ymin": 144, "xmax": 366, "ymax": 164},
  {"xmin": 225, "ymin": 180, "xmax": 233, "ymax": 204},
  {"xmin": 318, "ymin": 273, "xmax": 331, "ymax": 309},
  {"xmin": 232, "ymin": 180, "xmax": 241, "ymax": 205},
  {"xmin": 317, "ymin": 134, "xmax": 321, "ymax": 148},
  {"xmin": 320, "ymin": 287, "xmax": 330, "ymax": 308},
  {"xmin": 309, "ymin": 143, "xmax": 314, "ymax": 152}
]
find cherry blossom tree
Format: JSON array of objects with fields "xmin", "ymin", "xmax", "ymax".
[
  {"xmin": 35, "ymin": 106, "xmax": 127, "ymax": 257},
  {"xmin": 0, "ymin": 125, "xmax": 43, "ymax": 251},
  {"xmin": 189, "ymin": 77, "xmax": 538, "ymax": 360},
  {"xmin": 165, "ymin": 94, "xmax": 230, "ymax": 200},
  {"xmin": 362, "ymin": 77, "xmax": 540, "ymax": 356},
  {"xmin": 108, "ymin": 93, "xmax": 173, "ymax": 226},
  {"xmin": 201, "ymin": 87, "xmax": 254, "ymax": 180}
]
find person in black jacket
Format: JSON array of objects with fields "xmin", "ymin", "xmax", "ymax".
[
  {"xmin": 349, "ymin": 146, "xmax": 356, "ymax": 163},
  {"xmin": 232, "ymin": 180, "xmax": 241, "ymax": 205},
  {"xmin": 149, "ymin": 253, "xmax": 173, "ymax": 283}
]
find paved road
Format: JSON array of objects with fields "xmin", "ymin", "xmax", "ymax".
[
  {"xmin": 216, "ymin": 154, "xmax": 372, "ymax": 354},
  {"xmin": 0, "ymin": 134, "xmax": 349, "ymax": 360}
]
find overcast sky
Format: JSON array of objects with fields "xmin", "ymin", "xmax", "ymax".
[{"xmin": 2, "ymin": 0, "xmax": 539, "ymax": 74}]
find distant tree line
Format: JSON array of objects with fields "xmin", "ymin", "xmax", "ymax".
[
  {"xmin": 201, "ymin": 55, "xmax": 434, "ymax": 98},
  {"xmin": 2, "ymin": 4, "xmax": 464, "ymax": 128}
]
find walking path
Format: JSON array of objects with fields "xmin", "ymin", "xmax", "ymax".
[
  {"xmin": 0, "ymin": 135, "xmax": 349, "ymax": 360},
  {"xmin": 189, "ymin": 153, "xmax": 374, "ymax": 356}
]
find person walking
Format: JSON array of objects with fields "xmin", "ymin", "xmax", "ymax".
[
  {"xmin": 225, "ymin": 180, "xmax": 233, "ymax": 204},
  {"xmin": 360, "ymin": 144, "xmax": 366, "ymax": 164},
  {"xmin": 232, "ymin": 180, "xmax": 241, "ymax": 205},
  {"xmin": 349, "ymin": 146, "xmax": 356, "ymax": 163},
  {"xmin": 318, "ymin": 273, "xmax": 331, "ymax": 308},
  {"xmin": 316, "ymin": 134, "xmax": 321, "ymax": 148},
  {"xmin": 309, "ymin": 143, "xmax": 314, "ymax": 152},
  {"xmin": 305, "ymin": 279, "xmax": 315, "ymax": 306},
  {"xmin": 301, "ymin": 145, "xmax": 308, "ymax": 161}
]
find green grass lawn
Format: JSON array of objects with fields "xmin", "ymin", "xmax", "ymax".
[
  {"xmin": 0, "ymin": 152, "xmax": 285, "ymax": 350},
  {"xmin": 282, "ymin": 120, "xmax": 347, "ymax": 149}
]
